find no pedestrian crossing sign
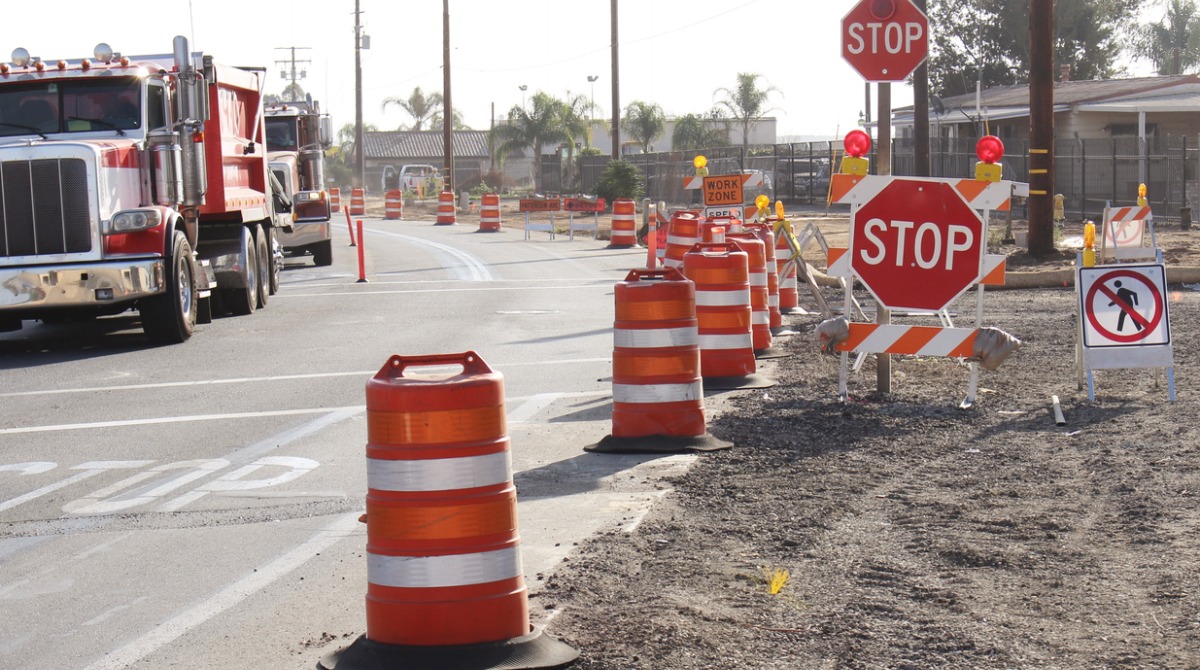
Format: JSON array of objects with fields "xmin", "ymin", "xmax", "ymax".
[{"xmin": 1079, "ymin": 264, "xmax": 1170, "ymax": 348}]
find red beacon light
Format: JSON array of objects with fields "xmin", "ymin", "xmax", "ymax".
[
  {"xmin": 975, "ymin": 135, "xmax": 1004, "ymax": 182},
  {"xmin": 840, "ymin": 129, "xmax": 872, "ymax": 176}
]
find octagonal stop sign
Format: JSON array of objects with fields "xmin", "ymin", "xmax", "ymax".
[
  {"xmin": 842, "ymin": 0, "xmax": 929, "ymax": 82},
  {"xmin": 850, "ymin": 179, "xmax": 985, "ymax": 312}
]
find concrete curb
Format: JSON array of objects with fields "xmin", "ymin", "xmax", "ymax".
[{"xmin": 808, "ymin": 264, "xmax": 1200, "ymax": 290}]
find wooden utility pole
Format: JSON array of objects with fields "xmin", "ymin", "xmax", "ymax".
[
  {"xmin": 1028, "ymin": 0, "xmax": 1055, "ymax": 255},
  {"xmin": 610, "ymin": 0, "xmax": 620, "ymax": 160},
  {"xmin": 353, "ymin": 0, "xmax": 364, "ymax": 190},
  {"xmin": 442, "ymin": 0, "xmax": 454, "ymax": 191},
  {"xmin": 913, "ymin": 0, "xmax": 930, "ymax": 177}
]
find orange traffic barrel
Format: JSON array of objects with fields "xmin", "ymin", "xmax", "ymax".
[
  {"xmin": 747, "ymin": 222, "xmax": 782, "ymax": 330},
  {"xmin": 320, "ymin": 352, "xmax": 579, "ymax": 670},
  {"xmin": 663, "ymin": 210, "xmax": 702, "ymax": 269},
  {"xmin": 435, "ymin": 190, "xmax": 457, "ymax": 225},
  {"xmin": 349, "ymin": 187, "xmax": 366, "ymax": 216},
  {"xmin": 776, "ymin": 228, "xmax": 799, "ymax": 314},
  {"xmin": 702, "ymin": 214, "xmax": 742, "ymax": 243},
  {"xmin": 727, "ymin": 231, "xmax": 772, "ymax": 354},
  {"xmin": 330, "ymin": 187, "xmax": 341, "ymax": 213},
  {"xmin": 589, "ymin": 268, "xmax": 731, "ymax": 453},
  {"xmin": 479, "ymin": 192, "xmax": 501, "ymax": 232},
  {"xmin": 607, "ymin": 198, "xmax": 638, "ymax": 248},
  {"xmin": 384, "ymin": 189, "xmax": 404, "ymax": 220}
]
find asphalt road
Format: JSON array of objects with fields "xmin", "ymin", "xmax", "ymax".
[{"xmin": 0, "ymin": 215, "xmax": 696, "ymax": 669}]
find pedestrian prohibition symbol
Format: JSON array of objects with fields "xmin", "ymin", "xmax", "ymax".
[{"xmin": 1079, "ymin": 264, "xmax": 1170, "ymax": 347}]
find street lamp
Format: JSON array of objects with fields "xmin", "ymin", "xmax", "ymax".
[
  {"xmin": 587, "ymin": 75, "xmax": 598, "ymax": 119},
  {"xmin": 519, "ymin": 84, "xmax": 527, "ymax": 110}
]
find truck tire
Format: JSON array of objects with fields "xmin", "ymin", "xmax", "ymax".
[
  {"xmin": 312, "ymin": 238, "xmax": 333, "ymax": 267},
  {"xmin": 224, "ymin": 227, "xmax": 258, "ymax": 316},
  {"xmin": 266, "ymin": 226, "xmax": 281, "ymax": 295},
  {"xmin": 142, "ymin": 232, "xmax": 198, "ymax": 344},
  {"xmin": 255, "ymin": 225, "xmax": 270, "ymax": 308}
]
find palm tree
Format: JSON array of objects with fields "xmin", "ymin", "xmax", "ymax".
[
  {"xmin": 381, "ymin": 86, "xmax": 444, "ymax": 131},
  {"xmin": 622, "ymin": 101, "xmax": 666, "ymax": 154},
  {"xmin": 671, "ymin": 110, "xmax": 731, "ymax": 152},
  {"xmin": 559, "ymin": 93, "xmax": 593, "ymax": 189},
  {"xmin": 492, "ymin": 91, "xmax": 572, "ymax": 193},
  {"xmin": 713, "ymin": 72, "xmax": 780, "ymax": 153},
  {"xmin": 1136, "ymin": 0, "xmax": 1200, "ymax": 75},
  {"xmin": 429, "ymin": 109, "xmax": 469, "ymax": 132}
]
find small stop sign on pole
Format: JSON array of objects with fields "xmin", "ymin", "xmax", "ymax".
[
  {"xmin": 850, "ymin": 179, "xmax": 985, "ymax": 312},
  {"xmin": 842, "ymin": 0, "xmax": 929, "ymax": 82}
]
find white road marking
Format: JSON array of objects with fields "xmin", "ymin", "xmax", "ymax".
[
  {"xmin": 365, "ymin": 227, "xmax": 493, "ymax": 281},
  {"xmin": 507, "ymin": 393, "xmax": 561, "ymax": 425},
  {"xmin": 79, "ymin": 512, "xmax": 362, "ymax": 670},
  {"xmin": 281, "ymin": 283, "xmax": 609, "ymax": 298},
  {"xmin": 0, "ymin": 462, "xmax": 152, "ymax": 513},
  {"xmin": 0, "ymin": 407, "xmax": 364, "ymax": 435}
]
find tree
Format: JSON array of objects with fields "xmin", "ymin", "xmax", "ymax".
[
  {"xmin": 671, "ymin": 110, "xmax": 731, "ymax": 152},
  {"xmin": 593, "ymin": 159, "xmax": 644, "ymax": 203},
  {"xmin": 713, "ymin": 73, "xmax": 779, "ymax": 153},
  {"xmin": 622, "ymin": 101, "xmax": 666, "ymax": 154},
  {"xmin": 381, "ymin": 86, "xmax": 443, "ymax": 131},
  {"xmin": 927, "ymin": 0, "xmax": 1145, "ymax": 96},
  {"xmin": 328, "ymin": 122, "xmax": 377, "ymax": 186},
  {"xmin": 1135, "ymin": 0, "xmax": 1200, "ymax": 74},
  {"xmin": 559, "ymin": 93, "xmax": 594, "ymax": 190},
  {"xmin": 429, "ymin": 109, "xmax": 469, "ymax": 132},
  {"xmin": 491, "ymin": 91, "xmax": 572, "ymax": 193}
]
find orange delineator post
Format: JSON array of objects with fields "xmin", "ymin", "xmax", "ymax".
[
  {"xmin": 356, "ymin": 220, "xmax": 367, "ymax": 283},
  {"xmin": 384, "ymin": 189, "xmax": 404, "ymax": 220},
  {"xmin": 350, "ymin": 187, "xmax": 366, "ymax": 216},
  {"xmin": 344, "ymin": 206, "xmax": 357, "ymax": 247},
  {"xmin": 607, "ymin": 198, "xmax": 638, "ymax": 248},
  {"xmin": 479, "ymin": 192, "xmax": 501, "ymax": 232},
  {"xmin": 435, "ymin": 190, "xmax": 456, "ymax": 225}
]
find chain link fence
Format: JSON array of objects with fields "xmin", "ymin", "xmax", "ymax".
[{"xmin": 576, "ymin": 135, "xmax": 1197, "ymax": 223}]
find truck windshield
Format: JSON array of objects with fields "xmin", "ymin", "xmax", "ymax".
[
  {"xmin": 0, "ymin": 77, "xmax": 142, "ymax": 138},
  {"xmin": 266, "ymin": 117, "xmax": 299, "ymax": 151}
]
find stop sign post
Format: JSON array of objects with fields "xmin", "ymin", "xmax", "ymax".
[
  {"xmin": 842, "ymin": 0, "xmax": 929, "ymax": 82},
  {"xmin": 850, "ymin": 178, "xmax": 985, "ymax": 313}
]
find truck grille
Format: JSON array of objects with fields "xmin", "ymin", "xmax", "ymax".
[{"xmin": 1, "ymin": 158, "xmax": 92, "ymax": 258}]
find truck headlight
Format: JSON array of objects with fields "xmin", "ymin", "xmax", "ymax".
[{"xmin": 107, "ymin": 209, "xmax": 163, "ymax": 234}]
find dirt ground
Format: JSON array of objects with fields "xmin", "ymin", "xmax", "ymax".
[{"xmin": 512, "ymin": 212, "xmax": 1200, "ymax": 669}]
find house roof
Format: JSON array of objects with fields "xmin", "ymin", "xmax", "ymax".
[
  {"xmin": 363, "ymin": 130, "xmax": 490, "ymax": 160},
  {"xmin": 892, "ymin": 74, "xmax": 1200, "ymax": 125}
]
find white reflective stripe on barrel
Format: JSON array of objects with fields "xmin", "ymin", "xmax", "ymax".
[
  {"xmin": 368, "ymin": 451, "xmax": 512, "ymax": 492},
  {"xmin": 612, "ymin": 381, "xmax": 702, "ymax": 403},
  {"xmin": 614, "ymin": 327, "xmax": 698, "ymax": 348},
  {"xmin": 667, "ymin": 234, "xmax": 697, "ymax": 245},
  {"xmin": 698, "ymin": 333, "xmax": 754, "ymax": 349},
  {"xmin": 695, "ymin": 288, "xmax": 751, "ymax": 307},
  {"xmin": 369, "ymin": 546, "xmax": 522, "ymax": 588},
  {"xmin": 752, "ymin": 312, "xmax": 769, "ymax": 325},
  {"xmin": 749, "ymin": 272, "xmax": 767, "ymax": 286}
]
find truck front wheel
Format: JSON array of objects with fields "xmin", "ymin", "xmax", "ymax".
[
  {"xmin": 255, "ymin": 225, "xmax": 270, "ymax": 308},
  {"xmin": 142, "ymin": 232, "xmax": 198, "ymax": 344}
]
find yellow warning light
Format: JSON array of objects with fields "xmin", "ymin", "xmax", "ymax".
[
  {"xmin": 774, "ymin": 200, "xmax": 784, "ymax": 220},
  {"xmin": 1137, "ymin": 182, "xmax": 1147, "ymax": 207}
]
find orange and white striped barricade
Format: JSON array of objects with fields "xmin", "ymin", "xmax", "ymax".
[
  {"xmin": 435, "ymin": 189, "xmax": 457, "ymax": 225},
  {"xmin": 726, "ymin": 230, "xmax": 774, "ymax": 356},
  {"xmin": 330, "ymin": 187, "xmax": 341, "ymax": 213},
  {"xmin": 478, "ymin": 192, "xmax": 502, "ymax": 232},
  {"xmin": 1101, "ymin": 204, "xmax": 1155, "ymax": 261},
  {"xmin": 518, "ymin": 197, "xmax": 560, "ymax": 239},
  {"xmin": 663, "ymin": 210, "xmax": 702, "ymax": 269},
  {"xmin": 321, "ymin": 352, "xmax": 578, "ymax": 669},
  {"xmin": 607, "ymin": 198, "xmax": 638, "ymax": 248},
  {"xmin": 775, "ymin": 229, "xmax": 799, "ymax": 314},
  {"xmin": 349, "ymin": 187, "xmax": 366, "ymax": 216},
  {"xmin": 564, "ymin": 195, "xmax": 604, "ymax": 240},
  {"xmin": 682, "ymin": 238, "xmax": 774, "ymax": 390},
  {"xmin": 384, "ymin": 189, "xmax": 404, "ymax": 220},
  {"xmin": 588, "ymin": 268, "xmax": 732, "ymax": 453},
  {"xmin": 747, "ymin": 222, "xmax": 783, "ymax": 332}
]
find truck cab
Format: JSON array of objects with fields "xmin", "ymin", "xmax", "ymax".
[{"xmin": 265, "ymin": 100, "xmax": 332, "ymax": 266}]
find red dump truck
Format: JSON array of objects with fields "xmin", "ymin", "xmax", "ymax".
[
  {"xmin": 0, "ymin": 36, "xmax": 283, "ymax": 343},
  {"xmin": 265, "ymin": 99, "xmax": 333, "ymax": 266}
]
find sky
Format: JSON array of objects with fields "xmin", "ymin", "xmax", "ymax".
[{"xmin": 3, "ymin": 0, "xmax": 1165, "ymax": 141}]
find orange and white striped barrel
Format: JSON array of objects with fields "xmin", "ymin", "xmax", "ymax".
[
  {"xmin": 611, "ymin": 268, "xmax": 705, "ymax": 438},
  {"xmin": 682, "ymin": 241, "xmax": 755, "ymax": 379},
  {"xmin": 435, "ymin": 189, "xmax": 457, "ymax": 225},
  {"xmin": 727, "ymin": 232, "xmax": 771, "ymax": 352},
  {"xmin": 663, "ymin": 210, "xmax": 702, "ymax": 268},
  {"xmin": 383, "ymin": 189, "xmax": 404, "ymax": 220},
  {"xmin": 747, "ymin": 223, "xmax": 781, "ymax": 329},
  {"xmin": 479, "ymin": 192, "xmax": 501, "ymax": 232},
  {"xmin": 330, "ymin": 187, "xmax": 341, "ymax": 213},
  {"xmin": 775, "ymin": 230, "xmax": 799, "ymax": 313},
  {"xmin": 364, "ymin": 352, "xmax": 527, "ymax": 647},
  {"xmin": 608, "ymin": 198, "xmax": 638, "ymax": 248},
  {"xmin": 702, "ymin": 215, "xmax": 742, "ymax": 243},
  {"xmin": 349, "ymin": 187, "xmax": 366, "ymax": 216}
]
